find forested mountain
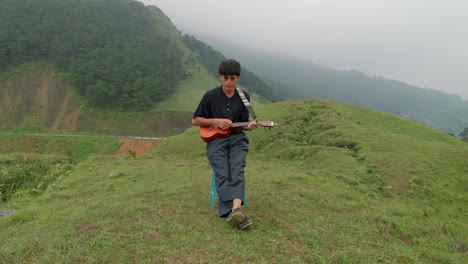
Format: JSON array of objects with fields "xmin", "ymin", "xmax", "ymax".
[
  {"xmin": 0, "ymin": 0, "xmax": 187, "ymax": 110},
  {"xmin": 0, "ymin": 0, "xmax": 277, "ymax": 111},
  {"xmin": 193, "ymin": 34, "xmax": 468, "ymax": 135},
  {"xmin": 181, "ymin": 35, "xmax": 280, "ymax": 103}
]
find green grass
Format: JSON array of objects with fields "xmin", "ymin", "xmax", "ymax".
[
  {"xmin": 1, "ymin": 99, "xmax": 467, "ymax": 263},
  {"xmin": 0, "ymin": 155, "xmax": 73, "ymax": 202},
  {"xmin": 0, "ymin": 134, "xmax": 122, "ymax": 162},
  {"xmin": 152, "ymin": 66, "xmax": 267, "ymax": 113}
]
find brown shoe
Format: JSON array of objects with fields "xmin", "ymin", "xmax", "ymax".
[
  {"xmin": 238, "ymin": 216, "xmax": 253, "ymax": 230},
  {"xmin": 226, "ymin": 209, "xmax": 246, "ymax": 226}
]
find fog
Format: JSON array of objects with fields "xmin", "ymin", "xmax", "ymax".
[{"xmin": 141, "ymin": 0, "xmax": 467, "ymax": 99}]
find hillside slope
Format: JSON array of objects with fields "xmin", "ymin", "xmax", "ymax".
[
  {"xmin": 0, "ymin": 0, "xmax": 189, "ymax": 110},
  {"xmin": 0, "ymin": 99, "xmax": 466, "ymax": 263},
  {"xmin": 0, "ymin": 68, "xmax": 192, "ymax": 136}
]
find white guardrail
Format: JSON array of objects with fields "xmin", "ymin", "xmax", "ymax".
[{"xmin": 0, "ymin": 132, "xmax": 166, "ymax": 140}]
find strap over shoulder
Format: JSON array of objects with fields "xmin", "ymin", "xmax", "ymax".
[{"xmin": 236, "ymin": 88, "xmax": 258, "ymax": 119}]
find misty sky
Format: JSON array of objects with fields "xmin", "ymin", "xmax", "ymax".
[{"xmin": 141, "ymin": 0, "xmax": 467, "ymax": 99}]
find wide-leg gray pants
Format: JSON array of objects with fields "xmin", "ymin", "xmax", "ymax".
[{"xmin": 206, "ymin": 133, "xmax": 249, "ymax": 217}]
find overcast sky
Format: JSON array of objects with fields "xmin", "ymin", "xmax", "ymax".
[{"xmin": 141, "ymin": 0, "xmax": 467, "ymax": 99}]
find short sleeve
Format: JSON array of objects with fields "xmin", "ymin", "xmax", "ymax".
[{"xmin": 193, "ymin": 91, "xmax": 211, "ymax": 119}]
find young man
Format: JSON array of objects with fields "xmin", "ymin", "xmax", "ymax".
[{"xmin": 192, "ymin": 59, "xmax": 258, "ymax": 230}]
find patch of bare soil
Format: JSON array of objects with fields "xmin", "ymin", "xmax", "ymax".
[
  {"xmin": 113, "ymin": 138, "xmax": 164, "ymax": 157},
  {"xmin": 0, "ymin": 68, "xmax": 76, "ymax": 128},
  {"xmin": 27, "ymin": 138, "xmax": 42, "ymax": 153}
]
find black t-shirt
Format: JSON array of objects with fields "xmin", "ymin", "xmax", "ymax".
[{"xmin": 193, "ymin": 86, "xmax": 250, "ymax": 134}]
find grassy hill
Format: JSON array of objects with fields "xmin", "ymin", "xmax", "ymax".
[{"xmin": 1, "ymin": 99, "xmax": 466, "ymax": 263}]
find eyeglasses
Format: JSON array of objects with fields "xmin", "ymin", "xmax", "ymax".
[{"xmin": 221, "ymin": 75, "xmax": 239, "ymax": 81}]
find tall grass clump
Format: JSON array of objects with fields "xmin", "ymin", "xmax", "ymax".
[{"xmin": 0, "ymin": 156, "xmax": 72, "ymax": 203}]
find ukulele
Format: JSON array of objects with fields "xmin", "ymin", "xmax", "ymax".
[{"xmin": 199, "ymin": 120, "xmax": 275, "ymax": 143}]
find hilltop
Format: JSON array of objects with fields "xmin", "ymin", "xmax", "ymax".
[
  {"xmin": 155, "ymin": 99, "xmax": 467, "ymax": 198},
  {"xmin": 1, "ymin": 99, "xmax": 465, "ymax": 263}
]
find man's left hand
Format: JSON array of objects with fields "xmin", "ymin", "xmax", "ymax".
[{"xmin": 247, "ymin": 118, "xmax": 258, "ymax": 130}]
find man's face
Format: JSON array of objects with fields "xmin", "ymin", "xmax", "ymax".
[{"xmin": 219, "ymin": 75, "xmax": 240, "ymax": 90}]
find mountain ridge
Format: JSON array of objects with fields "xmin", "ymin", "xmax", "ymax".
[{"xmin": 188, "ymin": 31, "xmax": 468, "ymax": 135}]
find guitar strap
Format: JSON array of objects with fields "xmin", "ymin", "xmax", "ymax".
[{"xmin": 236, "ymin": 88, "xmax": 258, "ymax": 119}]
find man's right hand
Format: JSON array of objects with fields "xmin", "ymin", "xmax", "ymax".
[
  {"xmin": 214, "ymin": 119, "xmax": 232, "ymax": 130},
  {"xmin": 192, "ymin": 117, "xmax": 232, "ymax": 129}
]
